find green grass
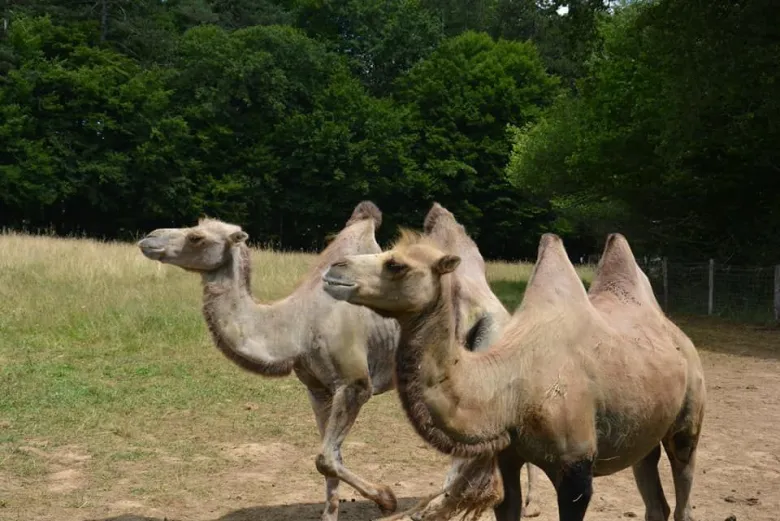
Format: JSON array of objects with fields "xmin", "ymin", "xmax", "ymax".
[
  {"xmin": 0, "ymin": 233, "xmax": 593, "ymax": 445},
  {"xmin": 0, "ymin": 232, "xmax": 614, "ymax": 518}
]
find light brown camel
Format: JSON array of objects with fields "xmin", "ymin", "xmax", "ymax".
[
  {"xmin": 401, "ymin": 203, "xmax": 542, "ymax": 521},
  {"xmin": 138, "ymin": 203, "xmax": 400, "ymax": 521},
  {"xmin": 136, "ymin": 202, "xmax": 523, "ymax": 521},
  {"xmin": 322, "ymin": 230, "xmax": 706, "ymax": 521}
]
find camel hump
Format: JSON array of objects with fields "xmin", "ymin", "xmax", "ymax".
[
  {"xmin": 423, "ymin": 202, "xmax": 454, "ymax": 234},
  {"xmin": 346, "ymin": 201, "xmax": 382, "ymax": 229},
  {"xmin": 591, "ymin": 232, "xmax": 639, "ymax": 288},
  {"xmin": 520, "ymin": 233, "xmax": 590, "ymax": 311},
  {"xmin": 589, "ymin": 233, "xmax": 661, "ymax": 308},
  {"xmin": 599, "ymin": 233, "xmax": 637, "ymax": 278}
]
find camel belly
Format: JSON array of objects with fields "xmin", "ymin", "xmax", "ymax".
[{"xmin": 592, "ymin": 397, "xmax": 683, "ymax": 476}]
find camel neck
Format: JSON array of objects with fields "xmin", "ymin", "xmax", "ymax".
[
  {"xmin": 200, "ymin": 244, "xmax": 305, "ymax": 376},
  {"xmin": 394, "ymin": 276, "xmax": 516, "ymax": 458}
]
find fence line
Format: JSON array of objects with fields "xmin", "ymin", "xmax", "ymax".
[{"xmin": 636, "ymin": 258, "xmax": 779, "ymax": 323}]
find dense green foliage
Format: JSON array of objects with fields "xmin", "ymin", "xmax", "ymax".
[
  {"xmin": 1, "ymin": 0, "xmax": 777, "ymax": 262},
  {"xmin": 509, "ymin": 0, "xmax": 780, "ymax": 263}
]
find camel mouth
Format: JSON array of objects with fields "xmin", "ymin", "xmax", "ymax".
[
  {"xmin": 322, "ymin": 275, "xmax": 358, "ymax": 301},
  {"xmin": 138, "ymin": 244, "xmax": 166, "ymax": 261},
  {"xmin": 141, "ymin": 248, "xmax": 166, "ymax": 260},
  {"xmin": 322, "ymin": 276, "xmax": 356, "ymax": 289}
]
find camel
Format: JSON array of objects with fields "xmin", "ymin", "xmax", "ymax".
[
  {"xmin": 321, "ymin": 230, "xmax": 706, "ymax": 521},
  {"xmin": 138, "ymin": 202, "xmax": 400, "ymax": 521},
  {"xmin": 401, "ymin": 203, "xmax": 542, "ymax": 521},
  {"xmin": 135, "ymin": 201, "xmax": 532, "ymax": 521}
]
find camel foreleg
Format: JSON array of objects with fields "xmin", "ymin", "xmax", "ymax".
[
  {"xmin": 494, "ymin": 449, "xmax": 524, "ymax": 521},
  {"xmin": 554, "ymin": 459, "xmax": 593, "ymax": 521},
  {"xmin": 314, "ymin": 380, "xmax": 397, "ymax": 516},
  {"xmin": 523, "ymin": 463, "xmax": 542, "ymax": 517}
]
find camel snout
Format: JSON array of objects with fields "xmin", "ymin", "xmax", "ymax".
[
  {"xmin": 138, "ymin": 236, "xmax": 167, "ymax": 260},
  {"xmin": 321, "ymin": 262, "xmax": 358, "ymax": 302}
]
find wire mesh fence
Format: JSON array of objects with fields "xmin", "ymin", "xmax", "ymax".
[{"xmin": 638, "ymin": 258, "xmax": 779, "ymax": 323}]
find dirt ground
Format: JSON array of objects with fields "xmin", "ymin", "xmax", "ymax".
[{"xmin": 3, "ymin": 326, "xmax": 779, "ymax": 521}]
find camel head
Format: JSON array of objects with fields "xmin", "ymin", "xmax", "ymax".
[
  {"xmin": 137, "ymin": 218, "xmax": 249, "ymax": 272},
  {"xmin": 322, "ymin": 230, "xmax": 461, "ymax": 316}
]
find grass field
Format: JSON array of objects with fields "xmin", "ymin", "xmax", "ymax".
[{"xmin": 1, "ymin": 232, "xmax": 779, "ymax": 521}]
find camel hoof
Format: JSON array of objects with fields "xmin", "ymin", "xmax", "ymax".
[
  {"xmin": 377, "ymin": 485, "xmax": 398, "ymax": 514},
  {"xmin": 321, "ymin": 503, "xmax": 339, "ymax": 521},
  {"xmin": 522, "ymin": 501, "xmax": 541, "ymax": 518}
]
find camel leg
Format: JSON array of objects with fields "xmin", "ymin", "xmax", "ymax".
[
  {"xmin": 523, "ymin": 463, "xmax": 541, "ymax": 517},
  {"xmin": 314, "ymin": 381, "xmax": 397, "ymax": 515},
  {"xmin": 663, "ymin": 430, "xmax": 700, "ymax": 521},
  {"xmin": 494, "ymin": 449, "xmax": 523, "ymax": 521},
  {"xmin": 555, "ymin": 460, "xmax": 592, "ymax": 521},
  {"xmin": 307, "ymin": 389, "xmax": 342, "ymax": 521},
  {"xmin": 632, "ymin": 445, "xmax": 671, "ymax": 521}
]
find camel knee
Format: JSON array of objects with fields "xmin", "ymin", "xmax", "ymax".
[
  {"xmin": 316, "ymin": 453, "xmax": 340, "ymax": 478},
  {"xmin": 347, "ymin": 377, "xmax": 372, "ymax": 406},
  {"xmin": 669, "ymin": 431, "xmax": 696, "ymax": 464}
]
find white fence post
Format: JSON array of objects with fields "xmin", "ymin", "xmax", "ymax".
[
  {"xmin": 774, "ymin": 265, "xmax": 780, "ymax": 323},
  {"xmin": 662, "ymin": 257, "xmax": 669, "ymax": 312},
  {"xmin": 708, "ymin": 259, "xmax": 714, "ymax": 315}
]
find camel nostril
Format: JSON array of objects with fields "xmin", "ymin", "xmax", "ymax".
[{"xmin": 331, "ymin": 260, "xmax": 348, "ymax": 268}]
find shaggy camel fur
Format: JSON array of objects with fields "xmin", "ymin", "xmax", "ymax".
[
  {"xmin": 398, "ymin": 203, "xmax": 542, "ymax": 521},
  {"xmin": 136, "ymin": 202, "xmax": 523, "ymax": 521},
  {"xmin": 322, "ymin": 230, "xmax": 706, "ymax": 521}
]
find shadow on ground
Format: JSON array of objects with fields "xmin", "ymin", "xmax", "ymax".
[{"xmin": 87, "ymin": 497, "xmax": 422, "ymax": 521}]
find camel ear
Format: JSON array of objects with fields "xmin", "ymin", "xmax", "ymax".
[
  {"xmin": 434, "ymin": 254, "xmax": 460, "ymax": 275},
  {"xmin": 229, "ymin": 230, "xmax": 249, "ymax": 244}
]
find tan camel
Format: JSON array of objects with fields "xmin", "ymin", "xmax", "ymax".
[
  {"xmin": 136, "ymin": 202, "xmax": 524, "ymax": 521},
  {"xmin": 401, "ymin": 203, "xmax": 542, "ymax": 521},
  {"xmin": 138, "ymin": 202, "xmax": 400, "ymax": 521},
  {"xmin": 322, "ymin": 230, "xmax": 706, "ymax": 521}
]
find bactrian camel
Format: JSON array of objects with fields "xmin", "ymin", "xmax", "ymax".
[
  {"xmin": 322, "ymin": 230, "xmax": 706, "ymax": 521},
  {"xmin": 137, "ymin": 202, "xmax": 538, "ymax": 521},
  {"xmin": 401, "ymin": 203, "xmax": 542, "ymax": 521}
]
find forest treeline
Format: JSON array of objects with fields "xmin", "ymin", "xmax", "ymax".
[{"xmin": 1, "ymin": 0, "xmax": 777, "ymax": 262}]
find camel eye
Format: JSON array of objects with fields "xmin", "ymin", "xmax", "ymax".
[
  {"xmin": 187, "ymin": 234, "xmax": 205, "ymax": 244},
  {"xmin": 385, "ymin": 259, "xmax": 407, "ymax": 274}
]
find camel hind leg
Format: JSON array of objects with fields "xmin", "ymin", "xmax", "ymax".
[
  {"xmin": 314, "ymin": 380, "xmax": 397, "ymax": 516},
  {"xmin": 662, "ymin": 428, "xmax": 701, "ymax": 521},
  {"xmin": 632, "ymin": 445, "xmax": 671, "ymax": 521},
  {"xmin": 307, "ymin": 389, "xmax": 343, "ymax": 521}
]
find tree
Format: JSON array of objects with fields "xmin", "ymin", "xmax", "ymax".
[
  {"xmin": 291, "ymin": 0, "xmax": 443, "ymax": 96},
  {"xmin": 508, "ymin": 0, "xmax": 780, "ymax": 262},
  {"xmin": 396, "ymin": 31, "xmax": 559, "ymax": 259},
  {"xmin": 0, "ymin": 15, "xmax": 179, "ymax": 236},
  {"xmin": 165, "ymin": 23, "xmax": 416, "ymax": 248}
]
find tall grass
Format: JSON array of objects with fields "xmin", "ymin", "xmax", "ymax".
[{"xmin": 0, "ymin": 232, "xmax": 594, "ymax": 512}]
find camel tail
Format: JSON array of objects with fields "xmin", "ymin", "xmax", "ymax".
[
  {"xmin": 423, "ymin": 202, "xmax": 453, "ymax": 234},
  {"xmin": 346, "ymin": 200, "xmax": 382, "ymax": 229}
]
